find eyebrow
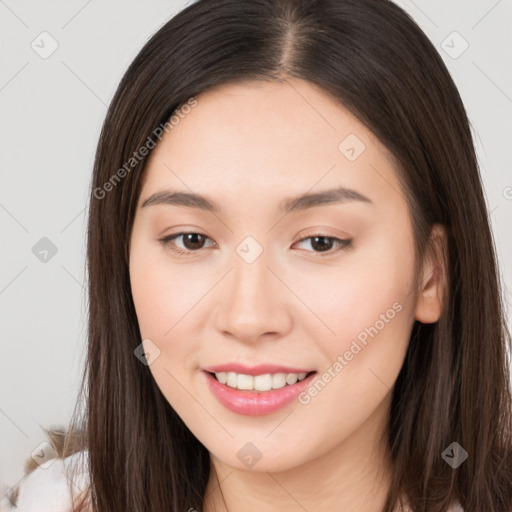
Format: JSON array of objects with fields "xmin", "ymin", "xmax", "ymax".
[{"xmin": 141, "ymin": 186, "xmax": 373, "ymax": 214}]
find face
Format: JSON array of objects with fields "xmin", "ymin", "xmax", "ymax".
[{"xmin": 129, "ymin": 78, "xmax": 426, "ymax": 473}]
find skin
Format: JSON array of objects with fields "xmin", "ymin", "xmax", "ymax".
[{"xmin": 129, "ymin": 78, "xmax": 446, "ymax": 512}]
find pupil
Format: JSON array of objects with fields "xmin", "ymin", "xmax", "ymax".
[
  {"xmin": 181, "ymin": 235, "xmax": 333, "ymax": 252},
  {"xmin": 184, "ymin": 233, "xmax": 204, "ymax": 250},
  {"xmin": 312, "ymin": 236, "xmax": 332, "ymax": 252}
]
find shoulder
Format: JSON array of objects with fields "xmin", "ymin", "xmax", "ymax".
[
  {"xmin": 401, "ymin": 499, "xmax": 465, "ymax": 512},
  {"xmin": 0, "ymin": 449, "xmax": 90, "ymax": 512}
]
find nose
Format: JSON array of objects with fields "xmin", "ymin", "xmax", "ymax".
[{"xmin": 213, "ymin": 248, "xmax": 293, "ymax": 344}]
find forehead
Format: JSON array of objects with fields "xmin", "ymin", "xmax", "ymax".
[{"xmin": 140, "ymin": 79, "xmax": 405, "ymax": 212}]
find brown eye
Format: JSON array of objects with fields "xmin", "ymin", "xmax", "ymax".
[
  {"xmin": 310, "ymin": 236, "xmax": 335, "ymax": 252},
  {"xmin": 294, "ymin": 235, "xmax": 352, "ymax": 255},
  {"xmin": 180, "ymin": 233, "xmax": 207, "ymax": 250},
  {"xmin": 159, "ymin": 232, "xmax": 216, "ymax": 255}
]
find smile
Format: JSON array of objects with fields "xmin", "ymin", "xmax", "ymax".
[
  {"xmin": 202, "ymin": 365, "xmax": 317, "ymax": 416},
  {"xmin": 213, "ymin": 371, "xmax": 310, "ymax": 391}
]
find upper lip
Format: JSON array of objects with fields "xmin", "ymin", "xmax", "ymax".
[{"xmin": 202, "ymin": 363, "xmax": 315, "ymax": 376}]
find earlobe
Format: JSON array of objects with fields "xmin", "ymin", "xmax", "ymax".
[{"xmin": 414, "ymin": 224, "xmax": 448, "ymax": 324}]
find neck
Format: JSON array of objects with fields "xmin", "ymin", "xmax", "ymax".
[{"xmin": 203, "ymin": 393, "xmax": 394, "ymax": 512}]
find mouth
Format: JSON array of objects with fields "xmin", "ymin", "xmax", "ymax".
[
  {"xmin": 207, "ymin": 370, "xmax": 316, "ymax": 392},
  {"xmin": 202, "ymin": 367, "xmax": 317, "ymax": 416}
]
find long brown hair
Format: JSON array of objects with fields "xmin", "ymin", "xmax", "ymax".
[{"xmin": 20, "ymin": 0, "xmax": 512, "ymax": 510}]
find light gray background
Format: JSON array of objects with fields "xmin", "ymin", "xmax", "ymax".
[{"xmin": 1, "ymin": 0, "xmax": 511, "ymax": 494}]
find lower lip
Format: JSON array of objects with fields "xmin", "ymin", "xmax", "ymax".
[{"xmin": 203, "ymin": 371, "xmax": 316, "ymax": 416}]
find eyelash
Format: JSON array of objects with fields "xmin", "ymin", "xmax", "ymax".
[{"xmin": 158, "ymin": 232, "xmax": 353, "ymax": 257}]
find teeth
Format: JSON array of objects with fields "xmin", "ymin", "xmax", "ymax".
[
  {"xmin": 286, "ymin": 373, "xmax": 298, "ymax": 385},
  {"xmin": 226, "ymin": 372, "xmax": 237, "ymax": 387},
  {"xmin": 254, "ymin": 374, "xmax": 272, "ymax": 391},
  {"xmin": 272, "ymin": 373, "xmax": 286, "ymax": 389},
  {"xmin": 214, "ymin": 371, "xmax": 310, "ymax": 391},
  {"xmin": 237, "ymin": 374, "xmax": 253, "ymax": 390}
]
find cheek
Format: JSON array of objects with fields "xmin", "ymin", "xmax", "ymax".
[
  {"xmin": 294, "ymin": 232, "xmax": 416, "ymax": 350},
  {"xmin": 129, "ymin": 244, "xmax": 200, "ymax": 409},
  {"xmin": 291, "ymin": 237, "xmax": 417, "ymax": 414},
  {"xmin": 129, "ymin": 236, "xmax": 204, "ymax": 339},
  {"xmin": 129, "ymin": 237, "xmax": 216, "ymax": 394}
]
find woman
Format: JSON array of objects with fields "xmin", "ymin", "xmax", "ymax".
[{"xmin": 3, "ymin": 0, "xmax": 511, "ymax": 511}]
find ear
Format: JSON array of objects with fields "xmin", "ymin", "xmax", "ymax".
[{"xmin": 414, "ymin": 223, "xmax": 448, "ymax": 324}]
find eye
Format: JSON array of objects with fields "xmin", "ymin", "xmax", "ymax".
[
  {"xmin": 293, "ymin": 234, "xmax": 352, "ymax": 255},
  {"xmin": 159, "ymin": 232, "xmax": 216, "ymax": 256},
  {"xmin": 158, "ymin": 232, "xmax": 352, "ymax": 257}
]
